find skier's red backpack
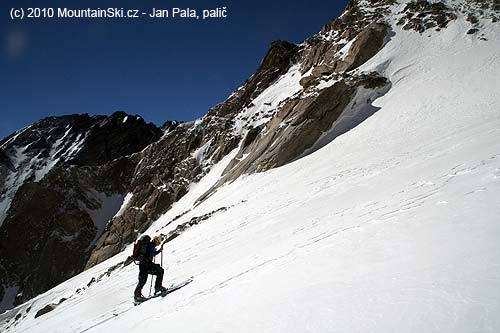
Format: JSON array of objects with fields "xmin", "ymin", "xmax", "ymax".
[{"xmin": 132, "ymin": 235, "xmax": 150, "ymax": 262}]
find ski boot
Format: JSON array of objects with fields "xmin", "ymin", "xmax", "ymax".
[
  {"xmin": 154, "ymin": 286, "xmax": 168, "ymax": 296},
  {"xmin": 134, "ymin": 294, "xmax": 148, "ymax": 305}
]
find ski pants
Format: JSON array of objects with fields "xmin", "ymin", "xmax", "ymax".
[{"xmin": 134, "ymin": 260, "xmax": 164, "ymax": 296}]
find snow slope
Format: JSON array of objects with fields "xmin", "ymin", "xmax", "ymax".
[{"xmin": 2, "ymin": 5, "xmax": 500, "ymax": 333}]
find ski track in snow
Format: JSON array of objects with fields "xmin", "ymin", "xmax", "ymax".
[{"xmin": 2, "ymin": 6, "xmax": 500, "ymax": 333}]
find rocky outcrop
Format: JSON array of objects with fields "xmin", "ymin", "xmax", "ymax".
[
  {"xmin": 334, "ymin": 23, "xmax": 389, "ymax": 72},
  {"xmin": 301, "ymin": 0, "xmax": 392, "ymax": 75},
  {"xmin": 34, "ymin": 304, "xmax": 56, "ymax": 319},
  {"xmin": 298, "ymin": 1, "xmax": 390, "ymax": 90},
  {"xmin": 209, "ymin": 40, "xmax": 300, "ymax": 117},
  {"xmin": 396, "ymin": 1, "xmax": 457, "ymax": 32},
  {"xmin": 34, "ymin": 297, "xmax": 67, "ymax": 318}
]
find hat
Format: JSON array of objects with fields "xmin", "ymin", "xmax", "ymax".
[{"xmin": 153, "ymin": 236, "xmax": 162, "ymax": 246}]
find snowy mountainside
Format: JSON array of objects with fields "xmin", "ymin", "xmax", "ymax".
[
  {"xmin": 1, "ymin": 0, "xmax": 500, "ymax": 330},
  {"xmin": 0, "ymin": 112, "xmax": 160, "ymax": 226},
  {"xmin": 0, "ymin": 112, "xmax": 161, "ymax": 310},
  {"xmin": 0, "ymin": 115, "xmax": 86, "ymax": 225}
]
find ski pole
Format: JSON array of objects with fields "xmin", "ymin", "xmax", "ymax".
[
  {"xmin": 149, "ymin": 257, "xmax": 155, "ymax": 296},
  {"xmin": 160, "ymin": 236, "xmax": 165, "ymax": 268},
  {"xmin": 149, "ymin": 275, "xmax": 153, "ymax": 296}
]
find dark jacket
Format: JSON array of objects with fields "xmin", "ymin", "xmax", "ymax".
[
  {"xmin": 138, "ymin": 242, "xmax": 162, "ymax": 276},
  {"xmin": 146, "ymin": 242, "xmax": 162, "ymax": 260}
]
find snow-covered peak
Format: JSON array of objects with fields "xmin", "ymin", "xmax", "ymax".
[{"xmin": 0, "ymin": 116, "xmax": 88, "ymax": 226}]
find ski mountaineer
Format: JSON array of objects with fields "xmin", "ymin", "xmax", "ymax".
[{"xmin": 133, "ymin": 235, "xmax": 167, "ymax": 303}]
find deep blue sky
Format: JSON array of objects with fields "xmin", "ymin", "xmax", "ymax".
[{"xmin": 0, "ymin": 0, "xmax": 348, "ymax": 139}]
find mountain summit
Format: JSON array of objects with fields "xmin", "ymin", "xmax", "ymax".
[{"xmin": 1, "ymin": 0, "xmax": 500, "ymax": 331}]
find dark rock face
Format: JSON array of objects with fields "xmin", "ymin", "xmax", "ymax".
[
  {"xmin": 0, "ymin": 149, "xmax": 14, "ymax": 173},
  {"xmin": 69, "ymin": 112, "xmax": 161, "ymax": 166},
  {"xmin": 0, "ymin": 182, "xmax": 93, "ymax": 300}
]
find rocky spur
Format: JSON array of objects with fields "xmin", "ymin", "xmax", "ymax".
[{"xmin": 148, "ymin": 7, "xmax": 227, "ymax": 19}]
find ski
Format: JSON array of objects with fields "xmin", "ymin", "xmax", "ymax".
[{"xmin": 133, "ymin": 277, "xmax": 194, "ymax": 305}]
